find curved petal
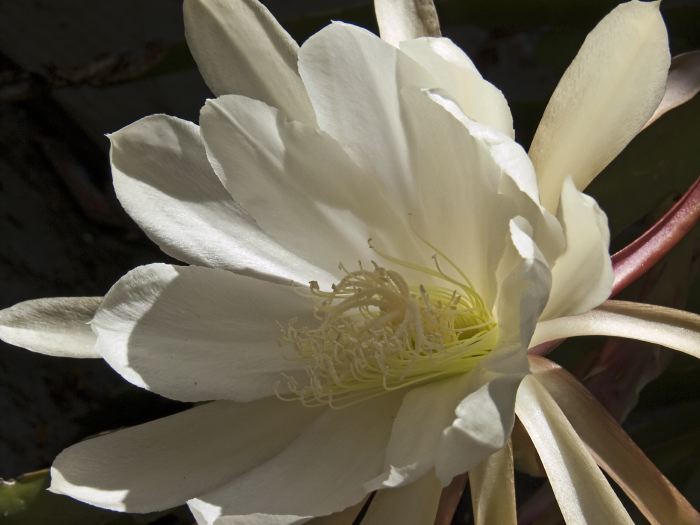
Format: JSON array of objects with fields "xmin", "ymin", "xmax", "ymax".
[
  {"xmin": 645, "ymin": 50, "xmax": 700, "ymax": 129},
  {"xmin": 50, "ymin": 399, "xmax": 320, "ymax": 513},
  {"xmin": 434, "ymin": 361, "xmax": 524, "ymax": 485},
  {"xmin": 469, "ymin": 441, "xmax": 516, "ymax": 525},
  {"xmin": 531, "ymin": 300, "xmax": 700, "ymax": 359},
  {"xmin": 422, "ymin": 91, "xmax": 565, "ymax": 268},
  {"xmin": 183, "ymin": 0, "xmax": 314, "ymax": 122},
  {"xmin": 494, "ymin": 218, "xmax": 552, "ymax": 349},
  {"xmin": 362, "ymin": 473, "xmax": 442, "ymax": 525},
  {"xmin": 367, "ymin": 374, "xmax": 474, "ymax": 490},
  {"xmin": 0, "ymin": 297, "xmax": 100, "ymax": 358},
  {"xmin": 188, "ymin": 393, "xmax": 402, "ymax": 525},
  {"xmin": 109, "ymin": 114, "xmax": 331, "ymax": 286},
  {"xmin": 374, "ymin": 0, "xmax": 441, "ymax": 47},
  {"xmin": 299, "ymin": 23, "xmax": 417, "ymax": 215},
  {"xmin": 541, "ymin": 178, "xmax": 613, "ymax": 320},
  {"xmin": 398, "ymin": 88, "xmax": 520, "ymax": 306},
  {"xmin": 199, "ymin": 94, "xmax": 419, "ymax": 282},
  {"xmin": 531, "ymin": 356, "xmax": 700, "ymax": 525},
  {"xmin": 515, "ymin": 375, "xmax": 634, "ymax": 525},
  {"xmin": 400, "ymin": 38, "xmax": 514, "ymax": 137},
  {"xmin": 435, "ymin": 218, "xmax": 550, "ymax": 484},
  {"xmin": 498, "ymin": 175, "xmax": 565, "ymax": 270},
  {"xmin": 298, "ymin": 23, "xmax": 523, "ymax": 290},
  {"xmin": 93, "ymin": 263, "xmax": 313, "ymax": 402},
  {"xmin": 529, "ymin": 0, "xmax": 670, "ymax": 211}
]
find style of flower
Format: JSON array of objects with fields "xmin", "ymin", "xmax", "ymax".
[{"xmin": 1, "ymin": 0, "xmax": 698, "ymax": 524}]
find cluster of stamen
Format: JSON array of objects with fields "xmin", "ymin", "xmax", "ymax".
[{"xmin": 278, "ymin": 251, "xmax": 498, "ymax": 408}]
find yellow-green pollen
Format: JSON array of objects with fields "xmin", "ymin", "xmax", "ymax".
[{"xmin": 278, "ymin": 253, "xmax": 498, "ymax": 409}]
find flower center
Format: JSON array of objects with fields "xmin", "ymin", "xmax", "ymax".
[{"xmin": 278, "ymin": 253, "xmax": 498, "ymax": 408}]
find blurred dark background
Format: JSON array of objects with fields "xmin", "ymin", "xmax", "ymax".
[{"xmin": 0, "ymin": 1, "xmax": 699, "ymax": 524}]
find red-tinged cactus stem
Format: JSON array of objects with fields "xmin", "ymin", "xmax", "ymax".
[
  {"xmin": 434, "ymin": 474, "xmax": 467, "ymax": 525},
  {"xmin": 611, "ymin": 175, "xmax": 700, "ymax": 296},
  {"xmin": 528, "ymin": 340, "xmax": 561, "ymax": 356}
]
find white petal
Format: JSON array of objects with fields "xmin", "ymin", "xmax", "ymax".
[
  {"xmin": 50, "ymin": 399, "xmax": 320, "ymax": 513},
  {"xmin": 494, "ymin": 218, "xmax": 551, "ymax": 349},
  {"xmin": 368, "ymin": 375, "xmax": 474, "ymax": 490},
  {"xmin": 424, "ymin": 91, "xmax": 565, "ymax": 268},
  {"xmin": 200, "ymin": 94, "xmax": 418, "ymax": 282},
  {"xmin": 398, "ymin": 88, "xmax": 517, "ymax": 306},
  {"xmin": 374, "ymin": 0, "xmax": 441, "ymax": 47},
  {"xmin": 469, "ymin": 441, "xmax": 516, "ymax": 525},
  {"xmin": 299, "ymin": 23, "xmax": 519, "ymax": 281},
  {"xmin": 188, "ymin": 394, "xmax": 402, "ymax": 524},
  {"xmin": 400, "ymin": 38, "xmax": 514, "ymax": 137},
  {"xmin": 183, "ymin": 0, "xmax": 314, "ymax": 122},
  {"xmin": 531, "ymin": 300, "xmax": 700, "ymax": 359},
  {"xmin": 434, "ymin": 360, "xmax": 525, "ymax": 485},
  {"xmin": 529, "ymin": 0, "xmax": 670, "ymax": 211},
  {"xmin": 423, "ymin": 91, "xmax": 535, "ymax": 202},
  {"xmin": 531, "ymin": 356, "xmax": 700, "ymax": 525},
  {"xmin": 515, "ymin": 375, "xmax": 634, "ymax": 525},
  {"xmin": 498, "ymin": 174, "xmax": 565, "ymax": 270},
  {"xmin": 93, "ymin": 263, "xmax": 313, "ymax": 402},
  {"xmin": 541, "ymin": 178, "xmax": 613, "ymax": 320},
  {"xmin": 362, "ymin": 473, "xmax": 443, "ymax": 525},
  {"xmin": 109, "ymin": 114, "xmax": 330, "ymax": 286},
  {"xmin": 299, "ymin": 23, "xmax": 416, "ymax": 214},
  {"xmin": 435, "ymin": 218, "xmax": 550, "ymax": 484},
  {"xmin": 0, "ymin": 297, "xmax": 100, "ymax": 358}
]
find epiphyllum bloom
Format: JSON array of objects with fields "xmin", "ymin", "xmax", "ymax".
[{"xmin": 0, "ymin": 0, "xmax": 693, "ymax": 523}]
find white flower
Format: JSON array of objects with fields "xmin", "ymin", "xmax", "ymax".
[{"xmin": 2, "ymin": 1, "xmax": 692, "ymax": 524}]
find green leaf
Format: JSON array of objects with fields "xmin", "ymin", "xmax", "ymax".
[
  {"xmin": 0, "ymin": 470, "xmax": 47, "ymax": 517},
  {"xmin": 0, "ymin": 470, "xmax": 186, "ymax": 525}
]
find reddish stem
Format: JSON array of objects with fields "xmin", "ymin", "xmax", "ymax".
[
  {"xmin": 611, "ymin": 176, "xmax": 700, "ymax": 296},
  {"xmin": 433, "ymin": 474, "xmax": 467, "ymax": 525}
]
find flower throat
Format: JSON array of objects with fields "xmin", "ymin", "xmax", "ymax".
[{"xmin": 278, "ymin": 248, "xmax": 498, "ymax": 408}]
